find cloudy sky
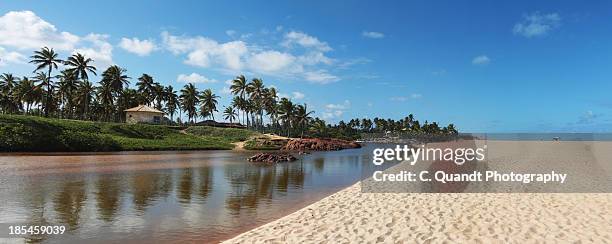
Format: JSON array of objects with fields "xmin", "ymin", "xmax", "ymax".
[{"xmin": 1, "ymin": 1, "xmax": 612, "ymax": 132}]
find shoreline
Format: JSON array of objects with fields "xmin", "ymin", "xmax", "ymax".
[
  {"xmin": 223, "ymin": 140, "xmax": 612, "ymax": 243},
  {"xmin": 224, "ymin": 183, "xmax": 612, "ymax": 243}
]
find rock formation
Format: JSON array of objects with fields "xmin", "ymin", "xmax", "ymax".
[
  {"xmin": 248, "ymin": 153, "xmax": 297, "ymax": 164},
  {"xmin": 281, "ymin": 138, "xmax": 361, "ymax": 151}
]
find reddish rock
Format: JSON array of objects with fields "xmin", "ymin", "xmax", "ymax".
[
  {"xmin": 248, "ymin": 153, "xmax": 297, "ymax": 164},
  {"xmin": 281, "ymin": 138, "xmax": 361, "ymax": 151}
]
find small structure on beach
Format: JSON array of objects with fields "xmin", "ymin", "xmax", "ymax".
[{"xmin": 124, "ymin": 105, "xmax": 164, "ymax": 124}]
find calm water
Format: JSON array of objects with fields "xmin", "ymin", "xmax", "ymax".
[{"xmin": 0, "ymin": 147, "xmax": 370, "ymax": 243}]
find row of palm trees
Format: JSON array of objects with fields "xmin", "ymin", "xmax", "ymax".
[
  {"xmin": 0, "ymin": 47, "xmax": 317, "ymax": 137},
  {"xmin": 1, "ymin": 46, "xmax": 459, "ymax": 138}
]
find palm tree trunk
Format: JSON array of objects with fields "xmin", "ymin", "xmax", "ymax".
[{"xmin": 45, "ymin": 66, "xmax": 52, "ymax": 117}]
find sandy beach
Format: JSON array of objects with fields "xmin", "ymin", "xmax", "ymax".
[{"xmin": 224, "ymin": 141, "xmax": 612, "ymax": 243}]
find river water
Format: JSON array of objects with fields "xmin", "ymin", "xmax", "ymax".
[{"xmin": 0, "ymin": 147, "xmax": 369, "ymax": 243}]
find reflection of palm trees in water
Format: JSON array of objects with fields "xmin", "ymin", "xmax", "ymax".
[
  {"xmin": 198, "ymin": 167, "xmax": 214, "ymax": 200},
  {"xmin": 95, "ymin": 176, "xmax": 122, "ymax": 222},
  {"xmin": 178, "ymin": 168, "xmax": 193, "ymax": 203},
  {"xmin": 53, "ymin": 180, "xmax": 87, "ymax": 230},
  {"xmin": 313, "ymin": 158, "xmax": 325, "ymax": 173},
  {"xmin": 131, "ymin": 172, "xmax": 172, "ymax": 212},
  {"xmin": 224, "ymin": 161, "xmax": 306, "ymax": 215},
  {"xmin": 23, "ymin": 180, "xmax": 50, "ymax": 243}
]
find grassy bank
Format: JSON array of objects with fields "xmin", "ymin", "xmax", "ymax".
[
  {"xmin": 0, "ymin": 115, "xmax": 258, "ymax": 152},
  {"xmin": 243, "ymin": 137, "xmax": 286, "ymax": 150}
]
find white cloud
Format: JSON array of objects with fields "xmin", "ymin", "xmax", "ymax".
[
  {"xmin": 282, "ymin": 31, "xmax": 332, "ymax": 52},
  {"xmin": 513, "ymin": 12, "xmax": 561, "ymax": 38},
  {"xmin": 278, "ymin": 91, "xmax": 305, "ymax": 100},
  {"xmin": 0, "ymin": 47, "xmax": 27, "ymax": 66},
  {"xmin": 298, "ymin": 51, "xmax": 334, "ymax": 65},
  {"xmin": 322, "ymin": 100, "xmax": 349, "ymax": 120},
  {"xmin": 390, "ymin": 96, "xmax": 408, "ymax": 102},
  {"xmin": 220, "ymin": 80, "xmax": 234, "ymax": 94},
  {"xmin": 325, "ymin": 100, "xmax": 350, "ymax": 110},
  {"xmin": 119, "ymin": 37, "xmax": 157, "ymax": 56},
  {"xmin": 162, "ymin": 31, "xmax": 248, "ymax": 71},
  {"xmin": 177, "ymin": 73, "xmax": 218, "ymax": 83},
  {"xmin": 225, "ymin": 30, "xmax": 237, "ymax": 37},
  {"xmin": 304, "ymin": 70, "xmax": 340, "ymax": 84},
  {"xmin": 362, "ymin": 31, "xmax": 385, "ymax": 39},
  {"xmin": 472, "ymin": 55, "xmax": 490, "ymax": 65},
  {"xmin": 248, "ymin": 51, "xmax": 296, "ymax": 73},
  {"xmin": 292, "ymin": 91, "xmax": 305, "ymax": 100},
  {"xmin": 0, "ymin": 11, "xmax": 79, "ymax": 50},
  {"xmin": 411, "ymin": 93, "xmax": 422, "ymax": 99},
  {"xmin": 0, "ymin": 11, "xmax": 115, "ymax": 69},
  {"xmin": 221, "ymin": 86, "xmax": 232, "ymax": 94},
  {"xmin": 338, "ymin": 57, "xmax": 371, "ymax": 69},
  {"xmin": 163, "ymin": 31, "xmax": 341, "ymax": 84},
  {"xmin": 73, "ymin": 33, "xmax": 113, "ymax": 69}
]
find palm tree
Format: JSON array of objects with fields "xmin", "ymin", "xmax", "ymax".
[
  {"xmin": 101, "ymin": 65, "xmax": 130, "ymax": 93},
  {"xmin": 230, "ymin": 75, "xmax": 248, "ymax": 125},
  {"xmin": 116, "ymin": 88, "xmax": 138, "ymax": 122},
  {"xmin": 231, "ymin": 96, "xmax": 242, "ymax": 124},
  {"xmin": 15, "ymin": 77, "xmax": 38, "ymax": 114},
  {"xmin": 309, "ymin": 118, "xmax": 328, "ymax": 138},
  {"xmin": 278, "ymin": 98, "xmax": 294, "ymax": 137},
  {"xmin": 29, "ymin": 47, "xmax": 63, "ymax": 117},
  {"xmin": 180, "ymin": 83, "xmax": 199, "ymax": 124},
  {"xmin": 247, "ymin": 78, "xmax": 266, "ymax": 129},
  {"xmin": 200, "ymin": 89, "xmax": 219, "ymax": 121},
  {"xmin": 98, "ymin": 79, "xmax": 115, "ymax": 121},
  {"xmin": 264, "ymin": 87, "xmax": 278, "ymax": 130},
  {"xmin": 64, "ymin": 53, "xmax": 97, "ymax": 81},
  {"xmin": 136, "ymin": 74, "xmax": 155, "ymax": 106},
  {"xmin": 56, "ymin": 70, "xmax": 78, "ymax": 118},
  {"xmin": 75, "ymin": 80, "xmax": 95, "ymax": 119},
  {"xmin": 223, "ymin": 106, "xmax": 237, "ymax": 123},
  {"xmin": 295, "ymin": 103, "xmax": 314, "ymax": 138},
  {"xmin": 164, "ymin": 86, "xmax": 179, "ymax": 122},
  {"xmin": 0, "ymin": 73, "xmax": 17, "ymax": 94},
  {"xmin": 0, "ymin": 73, "xmax": 19, "ymax": 113},
  {"xmin": 153, "ymin": 83, "xmax": 164, "ymax": 110},
  {"xmin": 198, "ymin": 106, "xmax": 211, "ymax": 121},
  {"xmin": 32, "ymin": 71, "xmax": 54, "ymax": 116}
]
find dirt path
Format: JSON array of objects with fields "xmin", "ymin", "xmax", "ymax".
[
  {"xmin": 232, "ymin": 141, "xmax": 246, "ymax": 151},
  {"xmin": 232, "ymin": 134, "xmax": 291, "ymax": 151}
]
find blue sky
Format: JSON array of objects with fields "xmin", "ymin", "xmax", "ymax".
[{"xmin": 1, "ymin": 1, "xmax": 611, "ymax": 132}]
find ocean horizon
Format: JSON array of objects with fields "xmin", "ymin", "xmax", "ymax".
[{"xmin": 465, "ymin": 133, "xmax": 612, "ymax": 141}]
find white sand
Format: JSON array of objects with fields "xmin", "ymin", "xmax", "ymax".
[{"xmin": 224, "ymin": 141, "xmax": 612, "ymax": 243}]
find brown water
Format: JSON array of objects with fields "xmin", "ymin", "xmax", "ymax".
[{"xmin": 0, "ymin": 147, "xmax": 369, "ymax": 243}]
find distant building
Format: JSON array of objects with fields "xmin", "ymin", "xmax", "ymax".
[{"xmin": 124, "ymin": 105, "xmax": 164, "ymax": 124}]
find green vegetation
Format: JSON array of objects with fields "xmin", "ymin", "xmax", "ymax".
[
  {"xmin": 185, "ymin": 126, "xmax": 259, "ymax": 142},
  {"xmin": 0, "ymin": 115, "xmax": 241, "ymax": 152},
  {"xmin": 243, "ymin": 137, "xmax": 285, "ymax": 150},
  {"xmin": 0, "ymin": 46, "xmax": 459, "ymax": 146}
]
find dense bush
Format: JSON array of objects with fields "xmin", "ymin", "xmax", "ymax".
[
  {"xmin": 0, "ymin": 115, "xmax": 234, "ymax": 152},
  {"xmin": 185, "ymin": 126, "xmax": 258, "ymax": 142}
]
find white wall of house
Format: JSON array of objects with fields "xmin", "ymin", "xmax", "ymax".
[{"xmin": 126, "ymin": 111, "xmax": 162, "ymax": 124}]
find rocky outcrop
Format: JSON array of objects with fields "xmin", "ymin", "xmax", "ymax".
[
  {"xmin": 248, "ymin": 153, "xmax": 297, "ymax": 164},
  {"xmin": 281, "ymin": 138, "xmax": 361, "ymax": 151}
]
